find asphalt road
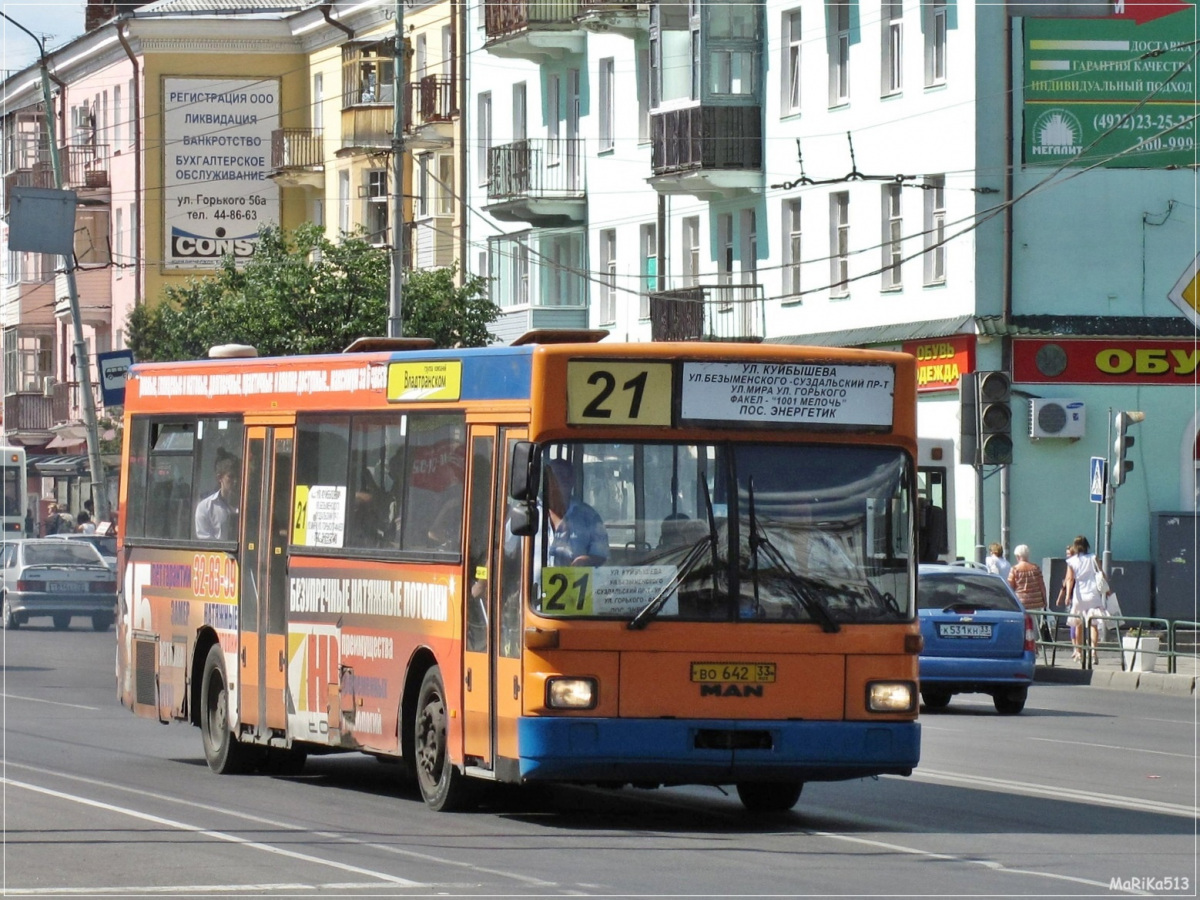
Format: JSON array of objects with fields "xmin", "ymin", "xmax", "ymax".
[{"xmin": 1, "ymin": 621, "xmax": 1196, "ymax": 897}]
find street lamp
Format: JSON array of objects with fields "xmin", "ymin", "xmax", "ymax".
[{"xmin": 0, "ymin": 12, "xmax": 111, "ymax": 523}]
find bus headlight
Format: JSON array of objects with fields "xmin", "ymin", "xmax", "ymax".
[
  {"xmin": 867, "ymin": 681, "xmax": 916, "ymax": 712},
  {"xmin": 546, "ymin": 677, "xmax": 597, "ymax": 709}
]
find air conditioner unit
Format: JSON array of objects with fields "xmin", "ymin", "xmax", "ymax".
[{"xmin": 1029, "ymin": 398, "xmax": 1086, "ymax": 439}]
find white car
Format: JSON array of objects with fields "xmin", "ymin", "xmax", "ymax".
[
  {"xmin": 44, "ymin": 533, "xmax": 118, "ymax": 571},
  {"xmin": 1, "ymin": 538, "xmax": 118, "ymax": 631}
]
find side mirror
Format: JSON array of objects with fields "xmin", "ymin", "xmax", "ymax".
[
  {"xmin": 509, "ymin": 501, "xmax": 538, "ymax": 537},
  {"xmin": 509, "ymin": 441, "xmax": 540, "ymax": 502}
]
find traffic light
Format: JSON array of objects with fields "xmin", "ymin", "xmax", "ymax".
[
  {"xmin": 977, "ymin": 371, "xmax": 1013, "ymax": 466},
  {"xmin": 958, "ymin": 372, "xmax": 978, "ymax": 466},
  {"xmin": 1112, "ymin": 410, "xmax": 1145, "ymax": 487}
]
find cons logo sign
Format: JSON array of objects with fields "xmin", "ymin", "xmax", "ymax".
[{"xmin": 170, "ymin": 228, "xmax": 256, "ymax": 260}]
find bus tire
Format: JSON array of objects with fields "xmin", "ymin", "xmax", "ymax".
[
  {"xmin": 2, "ymin": 596, "xmax": 20, "ymax": 630},
  {"xmin": 921, "ymin": 689, "xmax": 952, "ymax": 710},
  {"xmin": 415, "ymin": 666, "xmax": 477, "ymax": 812},
  {"xmin": 736, "ymin": 781, "xmax": 803, "ymax": 813},
  {"xmin": 200, "ymin": 644, "xmax": 252, "ymax": 774}
]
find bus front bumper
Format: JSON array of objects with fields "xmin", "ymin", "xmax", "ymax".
[{"xmin": 516, "ymin": 718, "xmax": 920, "ymax": 784}]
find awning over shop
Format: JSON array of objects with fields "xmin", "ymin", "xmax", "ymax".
[{"xmin": 32, "ymin": 455, "xmax": 90, "ymax": 476}]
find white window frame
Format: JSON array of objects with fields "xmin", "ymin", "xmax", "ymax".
[
  {"xmin": 114, "ymin": 207, "xmax": 124, "ymax": 278},
  {"xmin": 313, "ymin": 73, "xmax": 324, "ymax": 132},
  {"xmin": 477, "ymin": 91, "xmax": 492, "ymax": 186},
  {"xmin": 436, "ymin": 155, "xmax": 454, "ymax": 217},
  {"xmin": 639, "ymin": 222, "xmax": 657, "ymax": 318},
  {"xmin": 783, "ymin": 9, "xmax": 802, "ymax": 115},
  {"xmin": 682, "ymin": 215, "xmax": 700, "ymax": 287},
  {"xmin": 926, "ymin": 1, "xmax": 947, "ymax": 86},
  {"xmin": 636, "ymin": 48, "xmax": 651, "ymax": 143},
  {"xmin": 512, "ymin": 82, "xmax": 527, "ymax": 142},
  {"xmin": 830, "ymin": 191, "xmax": 850, "ymax": 297},
  {"xmin": 599, "ymin": 57, "xmax": 615, "ymax": 152},
  {"xmin": 365, "ymin": 169, "xmax": 388, "ymax": 245},
  {"xmin": 338, "ymin": 169, "xmax": 351, "ymax": 234},
  {"xmin": 717, "ymin": 212, "xmax": 734, "ymax": 309},
  {"xmin": 882, "ymin": 184, "xmax": 902, "ymax": 290},
  {"xmin": 113, "ymin": 85, "xmax": 122, "ymax": 152},
  {"xmin": 923, "ymin": 175, "xmax": 946, "ymax": 285},
  {"xmin": 782, "ymin": 198, "xmax": 802, "ymax": 298},
  {"xmin": 829, "ymin": 1, "xmax": 850, "ymax": 106},
  {"xmin": 417, "ymin": 153, "xmax": 432, "ymax": 219},
  {"xmin": 882, "ymin": 1, "xmax": 902, "ymax": 96},
  {"xmin": 547, "ymin": 75, "xmax": 561, "ymax": 163},
  {"xmin": 599, "ymin": 228, "xmax": 617, "ymax": 324}
]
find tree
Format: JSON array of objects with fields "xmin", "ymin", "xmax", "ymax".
[{"xmin": 127, "ymin": 224, "xmax": 500, "ymax": 361}]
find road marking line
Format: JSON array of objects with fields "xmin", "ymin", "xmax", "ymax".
[
  {"xmin": 0, "ymin": 692, "xmax": 100, "ymax": 711},
  {"xmin": 1, "ymin": 884, "xmax": 388, "ymax": 895},
  {"xmin": 1, "ymin": 778, "xmax": 424, "ymax": 887},
  {"xmin": 3, "ymin": 762, "xmax": 557, "ymax": 888},
  {"xmin": 808, "ymin": 831, "xmax": 1142, "ymax": 893},
  {"xmin": 909, "ymin": 768, "xmax": 1198, "ymax": 818},
  {"xmin": 1026, "ymin": 736, "xmax": 1195, "ymax": 759}
]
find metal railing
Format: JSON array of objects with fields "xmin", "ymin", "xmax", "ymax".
[
  {"xmin": 1031, "ymin": 609, "xmax": 1198, "ymax": 675},
  {"xmin": 484, "ymin": 0, "xmax": 581, "ymax": 37},
  {"xmin": 487, "ymin": 138, "xmax": 585, "ymax": 201},
  {"xmin": 270, "ymin": 128, "xmax": 324, "ymax": 170},
  {"xmin": 648, "ymin": 284, "xmax": 766, "ymax": 343}
]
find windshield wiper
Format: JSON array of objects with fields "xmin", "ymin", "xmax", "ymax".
[
  {"xmin": 629, "ymin": 482, "xmax": 719, "ymax": 631},
  {"xmin": 745, "ymin": 478, "xmax": 840, "ymax": 633}
]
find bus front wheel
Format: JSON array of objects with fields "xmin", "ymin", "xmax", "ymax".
[
  {"xmin": 736, "ymin": 781, "xmax": 803, "ymax": 813},
  {"xmin": 200, "ymin": 645, "xmax": 252, "ymax": 775},
  {"xmin": 415, "ymin": 666, "xmax": 477, "ymax": 812}
]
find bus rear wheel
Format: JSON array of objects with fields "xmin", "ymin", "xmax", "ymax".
[
  {"xmin": 415, "ymin": 666, "xmax": 477, "ymax": 812},
  {"xmin": 736, "ymin": 781, "xmax": 803, "ymax": 813},
  {"xmin": 200, "ymin": 645, "xmax": 253, "ymax": 774}
]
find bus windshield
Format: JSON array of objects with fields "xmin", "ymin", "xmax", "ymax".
[{"xmin": 530, "ymin": 442, "xmax": 913, "ymax": 624}]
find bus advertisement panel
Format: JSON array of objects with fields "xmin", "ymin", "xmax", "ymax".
[{"xmin": 116, "ymin": 337, "xmax": 921, "ymax": 813}]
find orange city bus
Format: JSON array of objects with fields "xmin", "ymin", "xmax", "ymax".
[{"xmin": 116, "ymin": 332, "xmax": 922, "ymax": 812}]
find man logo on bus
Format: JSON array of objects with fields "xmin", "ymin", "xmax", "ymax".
[
  {"xmin": 171, "ymin": 226, "xmax": 256, "ymax": 259},
  {"xmin": 699, "ymin": 684, "xmax": 764, "ymax": 698}
]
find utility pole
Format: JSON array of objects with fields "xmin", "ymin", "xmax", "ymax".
[
  {"xmin": 388, "ymin": 0, "xmax": 406, "ymax": 337},
  {"xmin": 1, "ymin": 12, "xmax": 111, "ymax": 523}
]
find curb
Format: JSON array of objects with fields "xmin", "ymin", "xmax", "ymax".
[{"xmin": 1035, "ymin": 665, "xmax": 1196, "ymax": 695}]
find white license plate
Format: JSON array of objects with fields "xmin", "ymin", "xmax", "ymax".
[
  {"xmin": 938, "ymin": 622, "xmax": 993, "ymax": 639},
  {"xmin": 45, "ymin": 582, "xmax": 80, "ymax": 593}
]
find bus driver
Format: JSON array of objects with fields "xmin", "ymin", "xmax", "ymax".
[{"xmin": 543, "ymin": 459, "xmax": 608, "ymax": 568}]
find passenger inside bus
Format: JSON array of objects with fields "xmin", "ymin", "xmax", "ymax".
[
  {"xmin": 658, "ymin": 512, "xmax": 707, "ymax": 549},
  {"xmin": 194, "ymin": 452, "xmax": 240, "ymax": 541}
]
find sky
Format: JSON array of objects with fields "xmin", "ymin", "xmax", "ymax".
[{"xmin": 2, "ymin": 1, "xmax": 89, "ymax": 78}]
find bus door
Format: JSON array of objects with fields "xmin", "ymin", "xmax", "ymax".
[
  {"xmin": 239, "ymin": 426, "xmax": 294, "ymax": 738},
  {"xmin": 462, "ymin": 427, "xmax": 526, "ymax": 772},
  {"xmin": 462, "ymin": 429, "xmax": 497, "ymax": 767}
]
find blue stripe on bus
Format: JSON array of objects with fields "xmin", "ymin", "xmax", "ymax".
[
  {"xmin": 388, "ymin": 347, "xmax": 533, "ymax": 401},
  {"xmin": 516, "ymin": 718, "xmax": 920, "ymax": 784}
]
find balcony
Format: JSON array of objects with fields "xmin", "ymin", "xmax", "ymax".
[
  {"xmin": 484, "ymin": 0, "xmax": 585, "ymax": 61},
  {"xmin": 54, "ymin": 268, "xmax": 112, "ymax": 327},
  {"xmin": 486, "ymin": 138, "xmax": 586, "ymax": 227},
  {"xmin": 3, "ymin": 391, "xmax": 54, "ymax": 439},
  {"xmin": 340, "ymin": 104, "xmax": 393, "ymax": 155},
  {"xmin": 60, "ymin": 143, "xmax": 110, "ymax": 192},
  {"xmin": 270, "ymin": 128, "xmax": 324, "ymax": 189},
  {"xmin": 404, "ymin": 76, "xmax": 457, "ymax": 150},
  {"xmin": 648, "ymin": 284, "xmax": 765, "ymax": 343},
  {"xmin": 649, "ymin": 106, "xmax": 762, "ymax": 199},
  {"xmin": 3, "ymin": 139, "xmax": 108, "ymax": 207},
  {"xmin": 576, "ymin": 0, "xmax": 647, "ymax": 35},
  {"xmin": 3, "ymin": 277, "xmax": 56, "ymax": 329}
]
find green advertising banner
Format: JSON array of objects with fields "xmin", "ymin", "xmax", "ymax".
[{"xmin": 1023, "ymin": 7, "xmax": 1197, "ymax": 168}]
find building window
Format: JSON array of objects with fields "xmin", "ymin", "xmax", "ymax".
[
  {"xmin": 923, "ymin": 175, "xmax": 946, "ymax": 285},
  {"xmin": 650, "ymin": 0, "xmax": 699, "ymax": 106},
  {"xmin": 639, "ymin": 223, "xmax": 657, "ymax": 318},
  {"xmin": 126, "ymin": 80, "xmax": 134, "ymax": 146},
  {"xmin": 882, "ymin": 0, "xmax": 902, "ymax": 95},
  {"xmin": 366, "ymin": 169, "xmax": 388, "ymax": 245},
  {"xmin": 512, "ymin": 83, "xmax": 526, "ymax": 142},
  {"xmin": 682, "ymin": 216, "xmax": 700, "ymax": 287},
  {"xmin": 338, "ymin": 170, "xmax": 350, "ymax": 234},
  {"xmin": 926, "ymin": 1, "xmax": 947, "ymax": 86},
  {"xmin": 782, "ymin": 9, "xmax": 802, "ymax": 115},
  {"xmin": 782, "ymin": 198, "xmax": 802, "ymax": 298},
  {"xmin": 599, "ymin": 229, "xmax": 617, "ymax": 324},
  {"xmin": 599, "ymin": 58, "xmax": 615, "ymax": 152},
  {"xmin": 415, "ymin": 32, "xmax": 427, "ymax": 76},
  {"xmin": 830, "ymin": 191, "xmax": 849, "ymax": 297},
  {"xmin": 114, "ymin": 207, "xmax": 124, "ymax": 278},
  {"xmin": 437, "ymin": 155, "xmax": 454, "ymax": 217},
  {"xmin": 515, "ymin": 239, "xmax": 530, "ymax": 305},
  {"xmin": 342, "ymin": 40, "xmax": 394, "ymax": 106},
  {"xmin": 113, "ymin": 85, "xmax": 122, "ymax": 152},
  {"xmin": 313, "ymin": 73, "xmax": 324, "ymax": 131},
  {"xmin": 882, "ymin": 184, "xmax": 902, "ymax": 290},
  {"xmin": 739, "ymin": 208, "xmax": 757, "ymax": 285},
  {"xmin": 547, "ymin": 75, "xmax": 561, "ymax": 162},
  {"xmin": 477, "ymin": 92, "xmax": 492, "ymax": 185},
  {"xmin": 417, "ymin": 153, "xmax": 431, "ymax": 219},
  {"xmin": 829, "ymin": 1, "xmax": 850, "ymax": 106},
  {"xmin": 636, "ymin": 48, "xmax": 651, "ymax": 143},
  {"xmin": 716, "ymin": 212, "xmax": 734, "ymax": 309}
]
